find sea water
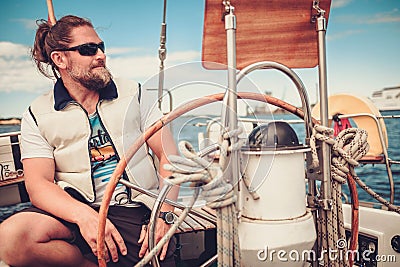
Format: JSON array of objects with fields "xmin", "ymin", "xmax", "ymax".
[{"xmin": 1, "ymin": 111, "xmax": 399, "ymax": 222}]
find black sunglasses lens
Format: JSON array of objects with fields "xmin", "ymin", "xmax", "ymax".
[
  {"xmin": 78, "ymin": 43, "xmax": 105, "ymax": 56},
  {"xmin": 78, "ymin": 44, "xmax": 97, "ymax": 56},
  {"xmin": 98, "ymin": 42, "xmax": 105, "ymax": 53}
]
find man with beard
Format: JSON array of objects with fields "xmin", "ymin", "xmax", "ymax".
[{"xmin": 0, "ymin": 15, "xmax": 178, "ymax": 267}]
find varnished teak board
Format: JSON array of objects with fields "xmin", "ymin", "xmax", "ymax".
[{"xmin": 202, "ymin": 0, "xmax": 332, "ymax": 70}]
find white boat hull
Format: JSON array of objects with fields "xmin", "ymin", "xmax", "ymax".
[
  {"xmin": 238, "ymin": 211, "xmax": 316, "ymax": 266},
  {"xmin": 342, "ymin": 204, "xmax": 400, "ymax": 266}
]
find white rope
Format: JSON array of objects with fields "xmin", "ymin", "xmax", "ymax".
[
  {"xmin": 169, "ymin": 138, "xmax": 241, "ymax": 267},
  {"xmin": 311, "ymin": 126, "xmax": 400, "ymax": 211},
  {"xmin": 310, "ymin": 126, "xmax": 370, "ymax": 267},
  {"xmin": 135, "ymin": 127, "xmax": 243, "ymax": 266}
]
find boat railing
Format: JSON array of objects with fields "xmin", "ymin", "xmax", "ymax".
[{"xmin": 0, "ymin": 131, "xmax": 20, "ymax": 138}]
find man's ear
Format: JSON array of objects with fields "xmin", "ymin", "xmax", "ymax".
[{"xmin": 50, "ymin": 51, "xmax": 67, "ymax": 70}]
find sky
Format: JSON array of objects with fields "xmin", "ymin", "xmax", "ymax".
[{"xmin": 0, "ymin": 0, "xmax": 399, "ymax": 118}]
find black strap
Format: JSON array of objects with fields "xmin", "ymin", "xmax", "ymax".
[
  {"xmin": 138, "ymin": 83, "xmax": 142, "ymax": 104},
  {"xmin": 10, "ymin": 135, "xmax": 23, "ymax": 171},
  {"xmin": 28, "ymin": 106, "xmax": 38, "ymax": 126},
  {"xmin": 18, "ymin": 182, "xmax": 30, "ymax": 203}
]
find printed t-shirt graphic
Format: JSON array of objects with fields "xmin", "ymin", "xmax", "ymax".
[{"xmin": 89, "ymin": 113, "xmax": 129, "ymax": 206}]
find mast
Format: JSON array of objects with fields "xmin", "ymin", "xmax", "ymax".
[{"xmin": 46, "ymin": 0, "xmax": 56, "ymax": 26}]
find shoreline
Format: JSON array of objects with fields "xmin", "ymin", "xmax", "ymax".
[{"xmin": 0, "ymin": 118, "xmax": 21, "ymax": 125}]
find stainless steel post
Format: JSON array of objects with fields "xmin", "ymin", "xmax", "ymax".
[
  {"xmin": 222, "ymin": 5, "xmax": 240, "ymax": 192},
  {"xmin": 316, "ymin": 15, "xmax": 332, "ymax": 209},
  {"xmin": 316, "ymin": 10, "xmax": 334, "ymax": 267}
]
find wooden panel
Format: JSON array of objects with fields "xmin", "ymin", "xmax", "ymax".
[
  {"xmin": 0, "ymin": 177, "xmax": 24, "ymax": 187},
  {"xmin": 202, "ymin": 0, "xmax": 332, "ymax": 70}
]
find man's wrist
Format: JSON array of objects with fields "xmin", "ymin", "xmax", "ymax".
[{"xmin": 159, "ymin": 211, "xmax": 175, "ymax": 224}]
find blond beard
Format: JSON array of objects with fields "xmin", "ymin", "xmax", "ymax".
[{"xmin": 67, "ymin": 64, "xmax": 112, "ymax": 91}]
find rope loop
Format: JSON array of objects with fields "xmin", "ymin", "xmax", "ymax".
[
  {"xmin": 310, "ymin": 125, "xmax": 369, "ymax": 183},
  {"xmin": 218, "ymin": 126, "xmax": 245, "ymax": 169},
  {"xmin": 164, "ymin": 140, "xmax": 237, "ymax": 209}
]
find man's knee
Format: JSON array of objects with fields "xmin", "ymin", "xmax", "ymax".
[
  {"xmin": 0, "ymin": 214, "xmax": 33, "ymax": 263},
  {"xmin": 0, "ymin": 211, "xmax": 75, "ymax": 266},
  {"xmin": 0, "ymin": 212, "xmax": 65, "ymax": 256}
]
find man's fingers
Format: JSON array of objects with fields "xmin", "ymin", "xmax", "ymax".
[
  {"xmin": 160, "ymin": 241, "xmax": 169, "ymax": 261},
  {"xmin": 155, "ymin": 227, "xmax": 170, "ymax": 261},
  {"xmin": 88, "ymin": 238, "xmax": 103, "ymax": 259},
  {"xmin": 104, "ymin": 219, "xmax": 127, "ymax": 262},
  {"xmin": 138, "ymin": 223, "xmax": 172, "ymax": 260},
  {"xmin": 139, "ymin": 224, "xmax": 149, "ymax": 258},
  {"xmin": 111, "ymin": 227, "xmax": 127, "ymax": 256},
  {"xmin": 139, "ymin": 236, "xmax": 149, "ymax": 258},
  {"xmin": 105, "ymin": 236, "xmax": 119, "ymax": 262},
  {"xmin": 91, "ymin": 243, "xmax": 110, "ymax": 263},
  {"xmin": 138, "ymin": 224, "xmax": 147, "ymax": 244}
]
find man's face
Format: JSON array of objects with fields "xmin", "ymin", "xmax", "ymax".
[{"xmin": 64, "ymin": 26, "xmax": 112, "ymax": 91}]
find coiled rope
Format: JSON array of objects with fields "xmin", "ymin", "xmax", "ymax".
[
  {"xmin": 311, "ymin": 125, "xmax": 400, "ymax": 212},
  {"xmin": 171, "ymin": 127, "xmax": 243, "ymax": 267},
  {"xmin": 310, "ymin": 125, "xmax": 400, "ymax": 267},
  {"xmin": 310, "ymin": 126, "xmax": 368, "ymax": 267},
  {"xmin": 135, "ymin": 128, "xmax": 243, "ymax": 267}
]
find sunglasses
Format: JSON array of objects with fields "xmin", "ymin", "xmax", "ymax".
[{"xmin": 59, "ymin": 42, "xmax": 105, "ymax": 56}]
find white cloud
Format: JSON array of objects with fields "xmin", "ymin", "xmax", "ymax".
[
  {"xmin": 107, "ymin": 50, "xmax": 200, "ymax": 82},
  {"xmin": 0, "ymin": 42, "xmax": 53, "ymax": 93},
  {"xmin": 335, "ymin": 8, "xmax": 400, "ymax": 25},
  {"xmin": 166, "ymin": 51, "xmax": 200, "ymax": 62},
  {"xmin": 0, "ymin": 42, "xmax": 31, "ymax": 59},
  {"xmin": 12, "ymin": 18, "xmax": 38, "ymax": 30},
  {"xmin": 107, "ymin": 47, "xmax": 141, "ymax": 56},
  {"xmin": 11, "ymin": 18, "xmax": 37, "ymax": 30},
  {"xmin": 327, "ymin": 29, "xmax": 364, "ymax": 41},
  {"xmin": 331, "ymin": 0, "xmax": 353, "ymax": 9},
  {"xmin": 366, "ymin": 8, "xmax": 400, "ymax": 24}
]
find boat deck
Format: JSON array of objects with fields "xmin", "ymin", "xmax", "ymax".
[{"xmin": 174, "ymin": 206, "xmax": 217, "ymax": 233}]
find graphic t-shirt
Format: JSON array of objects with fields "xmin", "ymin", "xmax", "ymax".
[{"xmin": 89, "ymin": 112, "xmax": 131, "ymax": 206}]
